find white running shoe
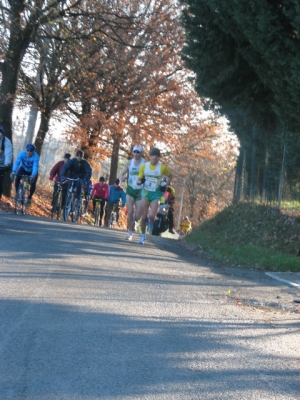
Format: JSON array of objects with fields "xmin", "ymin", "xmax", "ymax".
[
  {"xmin": 138, "ymin": 234, "xmax": 146, "ymax": 244},
  {"xmin": 125, "ymin": 233, "xmax": 132, "ymax": 241}
]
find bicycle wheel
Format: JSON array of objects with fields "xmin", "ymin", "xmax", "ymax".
[
  {"xmin": 73, "ymin": 203, "xmax": 81, "ymax": 223},
  {"xmin": 152, "ymin": 219, "xmax": 160, "ymax": 236},
  {"xmin": 63, "ymin": 192, "xmax": 73, "ymax": 221},
  {"xmin": 94, "ymin": 204, "xmax": 100, "ymax": 226},
  {"xmin": 21, "ymin": 185, "xmax": 28, "ymax": 215},
  {"xmin": 108, "ymin": 211, "xmax": 116, "ymax": 228},
  {"xmin": 51, "ymin": 191, "xmax": 59, "ymax": 219},
  {"xmin": 14, "ymin": 184, "xmax": 23, "ymax": 215},
  {"xmin": 82, "ymin": 195, "xmax": 90, "ymax": 215},
  {"xmin": 56, "ymin": 190, "xmax": 63, "ymax": 220}
]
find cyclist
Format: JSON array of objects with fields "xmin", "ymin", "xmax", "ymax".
[
  {"xmin": 105, "ymin": 179, "xmax": 126, "ymax": 227},
  {"xmin": 0, "ymin": 126, "xmax": 13, "ymax": 199},
  {"xmin": 180, "ymin": 216, "xmax": 192, "ymax": 236},
  {"xmin": 11, "ymin": 143, "xmax": 39, "ymax": 206},
  {"xmin": 120, "ymin": 145, "xmax": 145, "ymax": 241},
  {"xmin": 91, "ymin": 177, "xmax": 110, "ymax": 226},
  {"xmin": 60, "ymin": 150, "xmax": 92, "ymax": 207},
  {"xmin": 49, "ymin": 153, "xmax": 71, "ymax": 210},
  {"xmin": 136, "ymin": 147, "xmax": 172, "ymax": 244}
]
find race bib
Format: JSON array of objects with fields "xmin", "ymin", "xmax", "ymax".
[
  {"xmin": 144, "ymin": 177, "xmax": 157, "ymax": 191},
  {"xmin": 132, "ymin": 175, "xmax": 142, "ymax": 190}
]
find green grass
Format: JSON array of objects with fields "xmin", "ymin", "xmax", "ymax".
[{"xmin": 186, "ymin": 202, "xmax": 300, "ymax": 272}]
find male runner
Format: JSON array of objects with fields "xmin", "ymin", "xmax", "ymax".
[
  {"xmin": 120, "ymin": 145, "xmax": 145, "ymax": 241},
  {"xmin": 136, "ymin": 148, "xmax": 172, "ymax": 244}
]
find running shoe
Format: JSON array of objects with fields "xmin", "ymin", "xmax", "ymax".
[
  {"xmin": 138, "ymin": 234, "xmax": 146, "ymax": 244},
  {"xmin": 125, "ymin": 233, "xmax": 132, "ymax": 241},
  {"xmin": 26, "ymin": 198, "xmax": 32, "ymax": 206}
]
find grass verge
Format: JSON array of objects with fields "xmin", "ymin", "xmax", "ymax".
[{"xmin": 186, "ymin": 202, "xmax": 300, "ymax": 272}]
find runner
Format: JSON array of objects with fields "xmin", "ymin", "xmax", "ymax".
[
  {"xmin": 120, "ymin": 145, "xmax": 145, "ymax": 241},
  {"xmin": 136, "ymin": 148, "xmax": 172, "ymax": 244}
]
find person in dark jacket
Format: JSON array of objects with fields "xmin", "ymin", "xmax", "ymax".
[
  {"xmin": 0, "ymin": 126, "xmax": 13, "ymax": 199},
  {"xmin": 60, "ymin": 150, "xmax": 92, "ymax": 206},
  {"xmin": 49, "ymin": 153, "xmax": 71, "ymax": 209}
]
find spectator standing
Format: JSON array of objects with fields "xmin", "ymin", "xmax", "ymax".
[
  {"xmin": 164, "ymin": 185, "xmax": 176, "ymax": 234},
  {"xmin": 0, "ymin": 126, "xmax": 13, "ymax": 199}
]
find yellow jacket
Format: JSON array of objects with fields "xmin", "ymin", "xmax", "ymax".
[{"xmin": 180, "ymin": 220, "xmax": 192, "ymax": 232}]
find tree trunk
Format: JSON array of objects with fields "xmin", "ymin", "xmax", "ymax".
[
  {"xmin": 25, "ymin": 106, "xmax": 39, "ymax": 145},
  {"xmin": 250, "ymin": 141, "xmax": 256, "ymax": 201},
  {"xmin": 34, "ymin": 111, "xmax": 51, "ymax": 156},
  {"xmin": 261, "ymin": 144, "xmax": 268, "ymax": 203},
  {"xmin": 25, "ymin": 71, "xmax": 42, "ymax": 145},
  {"xmin": 109, "ymin": 134, "xmax": 121, "ymax": 184},
  {"xmin": 233, "ymin": 144, "xmax": 244, "ymax": 202},
  {"xmin": 278, "ymin": 133, "xmax": 287, "ymax": 208},
  {"xmin": 0, "ymin": 7, "xmax": 33, "ymax": 196}
]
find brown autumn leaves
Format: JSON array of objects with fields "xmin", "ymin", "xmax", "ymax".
[{"xmin": 13, "ymin": 0, "xmax": 236, "ymax": 226}]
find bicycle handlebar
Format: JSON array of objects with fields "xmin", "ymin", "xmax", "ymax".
[
  {"xmin": 0, "ymin": 166, "xmax": 10, "ymax": 171},
  {"xmin": 64, "ymin": 178, "xmax": 83, "ymax": 182}
]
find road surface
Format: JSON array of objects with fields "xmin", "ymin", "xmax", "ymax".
[{"xmin": 1, "ymin": 214, "xmax": 299, "ymax": 399}]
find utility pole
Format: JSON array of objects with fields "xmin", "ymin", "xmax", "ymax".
[{"xmin": 177, "ymin": 179, "xmax": 185, "ymax": 230}]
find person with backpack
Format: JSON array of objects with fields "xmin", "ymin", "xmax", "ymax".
[{"xmin": 0, "ymin": 126, "xmax": 13, "ymax": 199}]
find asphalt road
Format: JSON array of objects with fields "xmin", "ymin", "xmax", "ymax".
[{"xmin": 1, "ymin": 213, "xmax": 299, "ymax": 400}]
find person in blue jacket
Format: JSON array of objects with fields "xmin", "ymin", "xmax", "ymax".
[
  {"xmin": 105, "ymin": 179, "xmax": 126, "ymax": 227},
  {"xmin": 11, "ymin": 143, "xmax": 39, "ymax": 206}
]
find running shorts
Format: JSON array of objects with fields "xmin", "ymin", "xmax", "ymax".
[{"xmin": 126, "ymin": 185, "xmax": 142, "ymax": 201}]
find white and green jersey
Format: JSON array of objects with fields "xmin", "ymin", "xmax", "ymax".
[
  {"xmin": 143, "ymin": 161, "xmax": 162, "ymax": 192},
  {"xmin": 128, "ymin": 158, "xmax": 145, "ymax": 190}
]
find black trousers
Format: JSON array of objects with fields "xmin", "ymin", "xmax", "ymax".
[
  {"xmin": 93, "ymin": 198, "xmax": 106, "ymax": 225},
  {"xmin": 168, "ymin": 207, "xmax": 174, "ymax": 230},
  {"xmin": 0, "ymin": 170, "xmax": 5, "ymax": 198}
]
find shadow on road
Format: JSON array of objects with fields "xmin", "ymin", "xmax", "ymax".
[{"xmin": 1, "ymin": 297, "xmax": 299, "ymax": 399}]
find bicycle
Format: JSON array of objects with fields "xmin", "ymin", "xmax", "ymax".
[
  {"xmin": 93, "ymin": 197, "xmax": 105, "ymax": 226},
  {"xmin": 178, "ymin": 229, "xmax": 192, "ymax": 240},
  {"xmin": 13, "ymin": 174, "xmax": 32, "ymax": 215},
  {"xmin": 106, "ymin": 202, "xmax": 119, "ymax": 228},
  {"xmin": 81, "ymin": 193, "xmax": 90, "ymax": 216},
  {"xmin": 51, "ymin": 181, "xmax": 64, "ymax": 220},
  {"xmin": 63, "ymin": 178, "xmax": 82, "ymax": 223}
]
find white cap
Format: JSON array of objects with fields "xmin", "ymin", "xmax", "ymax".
[{"xmin": 132, "ymin": 145, "xmax": 142, "ymax": 153}]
